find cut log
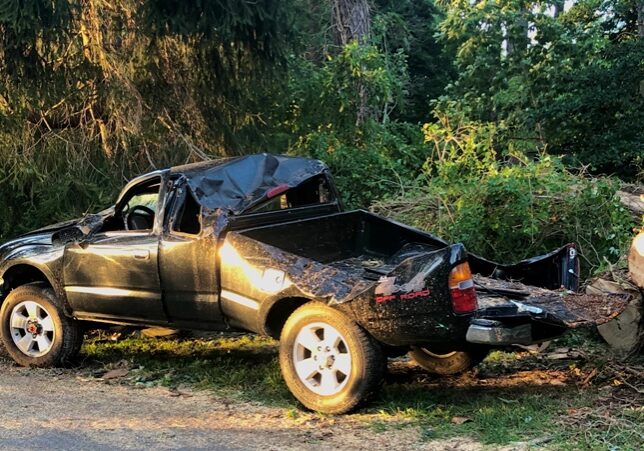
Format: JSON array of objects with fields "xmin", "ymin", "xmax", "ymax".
[
  {"xmin": 596, "ymin": 296, "xmax": 643, "ymax": 356},
  {"xmin": 589, "ymin": 241, "xmax": 644, "ymax": 356},
  {"xmin": 629, "ymin": 231, "xmax": 644, "ymax": 289}
]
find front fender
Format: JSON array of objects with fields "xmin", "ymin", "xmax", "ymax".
[{"xmin": 0, "ymin": 244, "xmax": 69, "ymax": 313}]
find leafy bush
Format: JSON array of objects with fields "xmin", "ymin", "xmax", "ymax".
[
  {"xmin": 291, "ymin": 122, "xmax": 427, "ymax": 209},
  {"xmin": 373, "ymin": 115, "xmax": 635, "ymax": 274},
  {"xmin": 284, "ymin": 40, "xmax": 427, "ymax": 209}
]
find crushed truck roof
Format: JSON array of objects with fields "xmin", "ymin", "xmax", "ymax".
[{"xmin": 169, "ymin": 153, "xmax": 328, "ymax": 214}]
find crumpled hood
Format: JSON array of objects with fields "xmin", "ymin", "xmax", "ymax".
[
  {"xmin": 22, "ymin": 218, "xmax": 83, "ymax": 236},
  {"xmin": 1, "ymin": 210, "xmax": 112, "ymax": 260}
]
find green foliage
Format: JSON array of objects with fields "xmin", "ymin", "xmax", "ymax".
[
  {"xmin": 280, "ymin": 39, "xmax": 423, "ymax": 209},
  {"xmin": 372, "ymin": 0, "xmax": 455, "ymax": 122},
  {"xmin": 435, "ymin": 0, "xmax": 644, "ymax": 177},
  {"xmin": 374, "ymin": 114, "xmax": 635, "ymax": 272},
  {"xmin": 292, "ymin": 122, "xmax": 426, "ymax": 208},
  {"xmin": 280, "ymin": 42, "xmax": 408, "ymax": 135},
  {"xmin": 0, "ymin": 0, "xmax": 293, "ymax": 157}
]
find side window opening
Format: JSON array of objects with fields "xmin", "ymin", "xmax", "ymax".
[
  {"xmin": 99, "ymin": 177, "xmax": 161, "ymax": 233},
  {"xmin": 247, "ymin": 176, "xmax": 334, "ymax": 214},
  {"xmin": 172, "ymin": 189, "xmax": 202, "ymax": 235}
]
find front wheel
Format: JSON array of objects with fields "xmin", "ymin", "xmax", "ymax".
[
  {"xmin": 0, "ymin": 284, "xmax": 83, "ymax": 367},
  {"xmin": 279, "ymin": 302, "xmax": 384, "ymax": 414},
  {"xmin": 409, "ymin": 347, "xmax": 489, "ymax": 375}
]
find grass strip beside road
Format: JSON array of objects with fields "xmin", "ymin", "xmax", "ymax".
[{"xmin": 80, "ymin": 331, "xmax": 643, "ymax": 450}]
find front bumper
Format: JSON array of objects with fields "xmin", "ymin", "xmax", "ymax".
[{"xmin": 466, "ymin": 319, "xmax": 534, "ymax": 345}]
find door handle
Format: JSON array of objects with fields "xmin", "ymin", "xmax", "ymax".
[{"xmin": 132, "ymin": 250, "xmax": 150, "ymax": 260}]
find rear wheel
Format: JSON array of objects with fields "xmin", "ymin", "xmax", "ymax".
[
  {"xmin": 279, "ymin": 302, "xmax": 384, "ymax": 414},
  {"xmin": 409, "ymin": 347, "xmax": 489, "ymax": 375},
  {"xmin": 0, "ymin": 284, "xmax": 83, "ymax": 367}
]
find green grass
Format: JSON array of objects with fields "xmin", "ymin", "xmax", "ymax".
[
  {"xmin": 80, "ymin": 330, "xmax": 643, "ymax": 450},
  {"xmin": 373, "ymin": 384, "xmax": 575, "ymax": 443},
  {"xmin": 82, "ymin": 332, "xmax": 291, "ymax": 404}
]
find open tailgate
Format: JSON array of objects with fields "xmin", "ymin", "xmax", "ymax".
[
  {"xmin": 474, "ymin": 276, "xmax": 631, "ymax": 328},
  {"xmin": 465, "ymin": 244, "xmax": 632, "ymax": 345}
]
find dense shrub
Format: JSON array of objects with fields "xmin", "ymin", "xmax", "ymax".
[
  {"xmin": 372, "ymin": 115, "xmax": 635, "ymax": 274},
  {"xmin": 292, "ymin": 123, "xmax": 426, "ymax": 209}
]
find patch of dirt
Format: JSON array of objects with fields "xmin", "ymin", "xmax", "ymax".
[
  {"xmin": 388, "ymin": 357, "xmax": 573, "ymax": 389},
  {"xmin": 0, "ymin": 357, "xmax": 483, "ymax": 451}
]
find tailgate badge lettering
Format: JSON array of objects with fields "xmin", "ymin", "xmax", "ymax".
[{"xmin": 375, "ymin": 276, "xmax": 431, "ymax": 304}]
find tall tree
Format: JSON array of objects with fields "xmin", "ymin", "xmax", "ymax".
[
  {"xmin": 331, "ymin": 0, "xmax": 371, "ymax": 125},
  {"xmin": 0, "ymin": 0, "xmax": 292, "ymax": 160},
  {"xmin": 0, "ymin": 0, "xmax": 293, "ymax": 238},
  {"xmin": 331, "ymin": 0, "xmax": 371, "ymax": 45},
  {"xmin": 639, "ymin": 1, "xmax": 644, "ymax": 37}
]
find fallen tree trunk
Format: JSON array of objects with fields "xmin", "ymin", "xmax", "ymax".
[
  {"xmin": 617, "ymin": 186, "xmax": 644, "ymax": 221},
  {"xmin": 617, "ymin": 191, "xmax": 644, "ymax": 219}
]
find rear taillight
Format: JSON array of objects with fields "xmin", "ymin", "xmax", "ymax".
[{"xmin": 449, "ymin": 262, "xmax": 478, "ymax": 314}]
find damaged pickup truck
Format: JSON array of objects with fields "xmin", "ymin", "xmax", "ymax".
[{"xmin": 0, "ymin": 154, "xmax": 630, "ymax": 413}]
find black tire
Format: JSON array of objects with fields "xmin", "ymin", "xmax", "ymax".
[
  {"xmin": 0, "ymin": 284, "xmax": 83, "ymax": 367},
  {"xmin": 409, "ymin": 347, "xmax": 489, "ymax": 375},
  {"xmin": 279, "ymin": 302, "xmax": 384, "ymax": 414}
]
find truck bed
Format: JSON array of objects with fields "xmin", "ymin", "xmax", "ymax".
[{"xmin": 238, "ymin": 211, "xmax": 445, "ymax": 272}]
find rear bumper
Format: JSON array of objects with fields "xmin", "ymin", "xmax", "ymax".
[{"xmin": 466, "ymin": 319, "xmax": 534, "ymax": 345}]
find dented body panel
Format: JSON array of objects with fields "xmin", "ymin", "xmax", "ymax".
[
  {"xmin": 0, "ymin": 153, "xmax": 620, "ymax": 351},
  {"xmin": 219, "ymin": 210, "xmax": 472, "ymax": 346}
]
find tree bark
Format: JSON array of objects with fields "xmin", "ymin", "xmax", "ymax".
[
  {"xmin": 331, "ymin": 0, "xmax": 371, "ymax": 46},
  {"xmin": 638, "ymin": 1, "xmax": 644, "ymax": 38},
  {"xmin": 330, "ymin": 0, "xmax": 372, "ymax": 126},
  {"xmin": 552, "ymin": 0, "xmax": 564, "ymax": 18}
]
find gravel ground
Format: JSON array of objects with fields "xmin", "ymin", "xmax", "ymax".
[{"xmin": 0, "ymin": 358, "xmax": 482, "ymax": 451}]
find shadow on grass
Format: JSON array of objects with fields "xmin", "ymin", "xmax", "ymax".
[
  {"xmin": 80, "ymin": 334, "xmax": 292, "ymax": 404},
  {"xmin": 80, "ymin": 333, "xmax": 644, "ymax": 449},
  {"xmin": 77, "ymin": 334, "xmax": 595, "ymax": 447}
]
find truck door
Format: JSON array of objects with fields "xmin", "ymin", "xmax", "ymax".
[
  {"xmin": 158, "ymin": 181, "xmax": 221, "ymax": 325},
  {"xmin": 63, "ymin": 176, "xmax": 166, "ymax": 322}
]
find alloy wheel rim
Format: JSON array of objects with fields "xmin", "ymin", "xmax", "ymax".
[
  {"xmin": 9, "ymin": 301, "xmax": 56, "ymax": 357},
  {"xmin": 293, "ymin": 322, "xmax": 352, "ymax": 396}
]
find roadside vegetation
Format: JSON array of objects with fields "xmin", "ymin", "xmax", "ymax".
[
  {"xmin": 77, "ymin": 330, "xmax": 643, "ymax": 450},
  {"xmin": 0, "ymin": 0, "xmax": 642, "ymax": 278},
  {"xmin": 0, "ymin": 1, "xmax": 642, "ymax": 448}
]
